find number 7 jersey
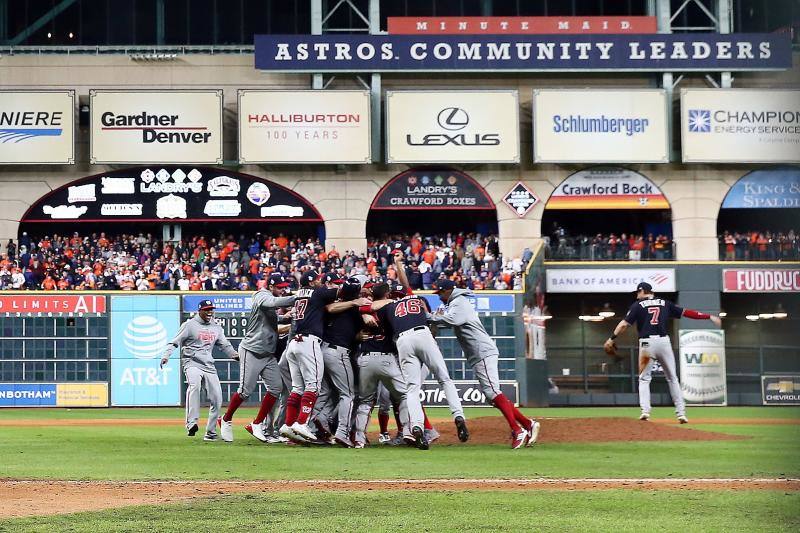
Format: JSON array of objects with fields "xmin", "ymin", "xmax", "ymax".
[{"xmin": 624, "ymin": 297, "xmax": 684, "ymax": 338}]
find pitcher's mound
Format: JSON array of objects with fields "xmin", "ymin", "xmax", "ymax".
[{"xmin": 372, "ymin": 417, "xmax": 745, "ymax": 446}]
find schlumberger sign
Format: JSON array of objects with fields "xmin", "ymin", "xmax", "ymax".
[{"xmin": 255, "ymin": 33, "xmax": 791, "ymax": 72}]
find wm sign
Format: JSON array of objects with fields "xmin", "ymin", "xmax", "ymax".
[{"xmin": 679, "ymin": 330, "xmax": 727, "ymax": 406}]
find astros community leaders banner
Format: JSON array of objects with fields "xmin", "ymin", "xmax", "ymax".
[
  {"xmin": 681, "ymin": 89, "xmax": 800, "ymax": 163},
  {"xmin": 546, "ymin": 167, "xmax": 669, "ymax": 210},
  {"xmin": 679, "ymin": 330, "xmax": 727, "ymax": 406},
  {"xmin": 386, "ymin": 90, "xmax": 519, "ymax": 163},
  {"xmin": 238, "ymin": 90, "xmax": 371, "ymax": 164},
  {"xmin": 90, "ymin": 90, "xmax": 223, "ymax": 165},
  {"xmin": 0, "ymin": 90, "xmax": 75, "ymax": 164},
  {"xmin": 255, "ymin": 33, "xmax": 791, "ymax": 72},
  {"xmin": 533, "ymin": 89, "xmax": 668, "ymax": 163}
]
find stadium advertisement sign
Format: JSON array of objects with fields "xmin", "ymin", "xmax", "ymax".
[
  {"xmin": 546, "ymin": 167, "xmax": 669, "ymax": 210},
  {"xmin": 182, "ymin": 295, "xmax": 252, "ymax": 314},
  {"xmin": 681, "ymin": 89, "xmax": 800, "ymax": 163},
  {"xmin": 387, "ymin": 16, "xmax": 657, "ymax": 34},
  {"xmin": 0, "ymin": 90, "xmax": 75, "ymax": 165},
  {"xmin": 386, "ymin": 90, "xmax": 519, "ymax": 163},
  {"xmin": 533, "ymin": 89, "xmax": 668, "ymax": 163},
  {"xmin": 761, "ymin": 375, "xmax": 800, "ymax": 405},
  {"xmin": 238, "ymin": 90, "xmax": 371, "ymax": 164},
  {"xmin": 546, "ymin": 268, "xmax": 676, "ymax": 293},
  {"xmin": 0, "ymin": 383, "xmax": 108, "ymax": 407},
  {"xmin": 679, "ymin": 330, "xmax": 727, "ymax": 406},
  {"xmin": 421, "ymin": 381, "xmax": 519, "ymax": 407},
  {"xmin": 422, "ymin": 293, "xmax": 515, "ymax": 314},
  {"xmin": 110, "ymin": 295, "xmax": 181, "ymax": 407},
  {"xmin": 0, "ymin": 295, "xmax": 106, "ymax": 315},
  {"xmin": 370, "ymin": 169, "xmax": 494, "ymax": 210},
  {"xmin": 21, "ymin": 167, "xmax": 323, "ymax": 223},
  {"xmin": 722, "ymin": 269, "xmax": 800, "ymax": 293},
  {"xmin": 721, "ymin": 168, "xmax": 800, "ymax": 208},
  {"xmin": 255, "ymin": 33, "xmax": 791, "ymax": 72},
  {"xmin": 90, "ymin": 90, "xmax": 223, "ymax": 164}
]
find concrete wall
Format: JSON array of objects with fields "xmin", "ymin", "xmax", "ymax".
[{"xmin": 1, "ymin": 53, "xmax": 798, "ymax": 261}]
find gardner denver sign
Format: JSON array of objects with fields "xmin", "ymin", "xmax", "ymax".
[
  {"xmin": 90, "ymin": 90, "xmax": 223, "ymax": 164},
  {"xmin": 255, "ymin": 33, "xmax": 791, "ymax": 72}
]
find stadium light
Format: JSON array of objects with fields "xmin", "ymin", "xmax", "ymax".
[
  {"xmin": 758, "ymin": 313, "xmax": 775, "ymax": 319},
  {"xmin": 745, "ymin": 314, "xmax": 760, "ymax": 321},
  {"xmin": 718, "ymin": 312, "xmax": 727, "ymax": 318}
]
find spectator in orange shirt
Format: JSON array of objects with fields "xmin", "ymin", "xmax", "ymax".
[
  {"xmin": 275, "ymin": 233, "xmax": 288, "ymax": 250},
  {"xmin": 42, "ymin": 275, "xmax": 57, "ymax": 290}
]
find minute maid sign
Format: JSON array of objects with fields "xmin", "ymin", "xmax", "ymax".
[
  {"xmin": 111, "ymin": 295, "xmax": 180, "ymax": 406},
  {"xmin": 679, "ymin": 329, "xmax": 727, "ymax": 406}
]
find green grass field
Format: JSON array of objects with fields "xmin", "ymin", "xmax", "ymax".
[{"xmin": 1, "ymin": 406, "xmax": 798, "ymax": 531}]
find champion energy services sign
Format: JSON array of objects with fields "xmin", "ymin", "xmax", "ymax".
[
  {"xmin": 533, "ymin": 89, "xmax": 668, "ymax": 163},
  {"xmin": 681, "ymin": 89, "xmax": 800, "ymax": 163},
  {"xmin": 255, "ymin": 33, "xmax": 791, "ymax": 72},
  {"xmin": 546, "ymin": 167, "xmax": 669, "ymax": 210},
  {"xmin": 238, "ymin": 90, "xmax": 371, "ymax": 164},
  {"xmin": 0, "ymin": 90, "xmax": 75, "ymax": 164},
  {"xmin": 386, "ymin": 90, "xmax": 519, "ymax": 164},
  {"xmin": 722, "ymin": 269, "xmax": 800, "ymax": 293},
  {"xmin": 90, "ymin": 90, "xmax": 223, "ymax": 164}
]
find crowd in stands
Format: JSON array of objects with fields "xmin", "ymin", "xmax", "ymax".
[
  {"xmin": 0, "ymin": 231, "xmax": 525, "ymax": 291},
  {"xmin": 545, "ymin": 227, "xmax": 675, "ymax": 261},
  {"xmin": 719, "ymin": 230, "xmax": 800, "ymax": 261}
]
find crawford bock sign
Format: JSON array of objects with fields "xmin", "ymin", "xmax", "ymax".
[
  {"xmin": 90, "ymin": 90, "xmax": 223, "ymax": 164},
  {"xmin": 546, "ymin": 268, "xmax": 676, "ymax": 293},
  {"xmin": 679, "ymin": 330, "xmax": 727, "ymax": 406},
  {"xmin": 722, "ymin": 269, "xmax": 800, "ymax": 293},
  {"xmin": 386, "ymin": 90, "xmax": 519, "ymax": 163},
  {"xmin": 533, "ymin": 89, "xmax": 668, "ymax": 163},
  {"xmin": 255, "ymin": 33, "xmax": 791, "ymax": 72},
  {"xmin": 238, "ymin": 90, "xmax": 371, "ymax": 164},
  {"xmin": 546, "ymin": 168, "xmax": 669, "ymax": 210},
  {"xmin": 681, "ymin": 89, "xmax": 800, "ymax": 163},
  {"xmin": 370, "ymin": 169, "xmax": 494, "ymax": 210},
  {"xmin": 0, "ymin": 90, "xmax": 75, "ymax": 164}
]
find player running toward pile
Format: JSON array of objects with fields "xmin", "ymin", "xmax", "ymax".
[
  {"xmin": 161, "ymin": 300, "xmax": 238, "ymax": 441},
  {"xmin": 280, "ymin": 270, "xmax": 367, "ymax": 443},
  {"xmin": 219, "ymin": 273, "xmax": 296, "ymax": 443},
  {"xmin": 604, "ymin": 282, "xmax": 722, "ymax": 424},
  {"xmin": 428, "ymin": 279, "xmax": 540, "ymax": 449}
]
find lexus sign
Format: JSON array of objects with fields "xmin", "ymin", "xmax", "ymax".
[{"xmin": 386, "ymin": 90, "xmax": 520, "ymax": 163}]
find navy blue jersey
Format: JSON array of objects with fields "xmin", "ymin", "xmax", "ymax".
[
  {"xmin": 378, "ymin": 294, "xmax": 431, "ymax": 337},
  {"xmin": 624, "ymin": 298, "xmax": 684, "ymax": 338},
  {"xmin": 293, "ymin": 286, "xmax": 338, "ymax": 338},
  {"xmin": 323, "ymin": 307, "xmax": 362, "ymax": 350}
]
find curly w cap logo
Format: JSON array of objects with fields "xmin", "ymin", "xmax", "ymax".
[{"xmin": 123, "ymin": 315, "xmax": 168, "ymax": 359}]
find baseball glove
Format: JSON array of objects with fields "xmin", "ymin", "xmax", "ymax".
[{"xmin": 603, "ymin": 339, "xmax": 620, "ymax": 359}]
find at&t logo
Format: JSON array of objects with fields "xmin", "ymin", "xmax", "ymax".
[{"xmin": 123, "ymin": 315, "xmax": 168, "ymax": 359}]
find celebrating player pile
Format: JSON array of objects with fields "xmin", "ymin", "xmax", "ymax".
[{"xmin": 165, "ymin": 254, "xmax": 541, "ymax": 450}]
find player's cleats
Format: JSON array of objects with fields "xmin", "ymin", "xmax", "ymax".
[
  {"xmin": 378, "ymin": 432, "xmax": 391, "ymax": 445},
  {"xmin": 187, "ymin": 423, "xmax": 198, "ymax": 437},
  {"xmin": 334, "ymin": 435, "xmax": 354, "ymax": 448},
  {"xmin": 526, "ymin": 420, "xmax": 541, "ymax": 447},
  {"xmin": 220, "ymin": 419, "xmax": 234, "ymax": 442},
  {"xmin": 279, "ymin": 423, "xmax": 300, "ymax": 442},
  {"xmin": 353, "ymin": 441, "xmax": 366, "ymax": 449},
  {"xmin": 412, "ymin": 426, "xmax": 429, "ymax": 450},
  {"xmin": 455, "ymin": 416, "xmax": 470, "ymax": 443},
  {"xmin": 678, "ymin": 415, "xmax": 689, "ymax": 424},
  {"xmin": 392, "ymin": 433, "xmax": 407, "ymax": 446},
  {"xmin": 291, "ymin": 422, "xmax": 317, "ymax": 442},
  {"xmin": 245, "ymin": 423, "xmax": 268, "ymax": 443},
  {"xmin": 203, "ymin": 433, "xmax": 219, "ymax": 442},
  {"xmin": 639, "ymin": 412, "xmax": 650, "ymax": 421},
  {"xmin": 424, "ymin": 428, "xmax": 440, "ymax": 444},
  {"xmin": 264, "ymin": 435, "xmax": 283, "ymax": 444},
  {"xmin": 512, "ymin": 428, "xmax": 529, "ymax": 449}
]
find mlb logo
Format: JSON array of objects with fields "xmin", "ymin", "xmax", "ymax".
[{"xmin": 688, "ymin": 109, "xmax": 711, "ymax": 133}]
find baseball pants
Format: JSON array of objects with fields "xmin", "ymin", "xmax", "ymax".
[
  {"xmin": 472, "ymin": 353, "xmax": 501, "ymax": 402},
  {"xmin": 377, "ymin": 382, "xmax": 391, "ymax": 417},
  {"xmin": 638, "ymin": 335, "xmax": 686, "ymax": 417},
  {"xmin": 314, "ymin": 343, "xmax": 356, "ymax": 440},
  {"xmin": 353, "ymin": 352, "xmax": 410, "ymax": 444},
  {"xmin": 237, "ymin": 346, "xmax": 282, "ymax": 401},
  {"xmin": 285, "ymin": 335, "xmax": 323, "ymax": 394},
  {"xmin": 184, "ymin": 365, "xmax": 222, "ymax": 437},
  {"xmin": 264, "ymin": 350, "xmax": 292, "ymax": 435},
  {"xmin": 396, "ymin": 327, "xmax": 465, "ymax": 423}
]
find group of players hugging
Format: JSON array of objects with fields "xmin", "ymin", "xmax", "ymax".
[{"xmin": 162, "ymin": 254, "xmax": 540, "ymax": 450}]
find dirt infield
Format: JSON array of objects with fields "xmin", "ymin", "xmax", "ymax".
[{"xmin": 1, "ymin": 478, "xmax": 797, "ymax": 518}]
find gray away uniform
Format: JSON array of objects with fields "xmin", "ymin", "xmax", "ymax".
[
  {"xmin": 428, "ymin": 288, "xmax": 502, "ymax": 401},
  {"xmin": 163, "ymin": 315, "xmax": 238, "ymax": 436},
  {"xmin": 237, "ymin": 289, "xmax": 296, "ymax": 401}
]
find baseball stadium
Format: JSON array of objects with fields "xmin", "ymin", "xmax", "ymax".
[{"xmin": 0, "ymin": 0, "xmax": 799, "ymax": 530}]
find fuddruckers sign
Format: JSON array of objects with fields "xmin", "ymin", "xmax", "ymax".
[{"xmin": 90, "ymin": 90, "xmax": 223, "ymax": 165}]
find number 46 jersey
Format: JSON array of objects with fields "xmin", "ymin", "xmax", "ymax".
[
  {"xmin": 378, "ymin": 294, "xmax": 431, "ymax": 339},
  {"xmin": 624, "ymin": 297, "xmax": 684, "ymax": 338}
]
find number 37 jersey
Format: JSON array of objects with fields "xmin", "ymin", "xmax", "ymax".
[
  {"xmin": 378, "ymin": 295, "xmax": 431, "ymax": 338},
  {"xmin": 624, "ymin": 298, "xmax": 684, "ymax": 338}
]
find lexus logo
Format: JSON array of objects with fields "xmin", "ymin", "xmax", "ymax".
[{"xmin": 437, "ymin": 107, "xmax": 469, "ymax": 131}]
